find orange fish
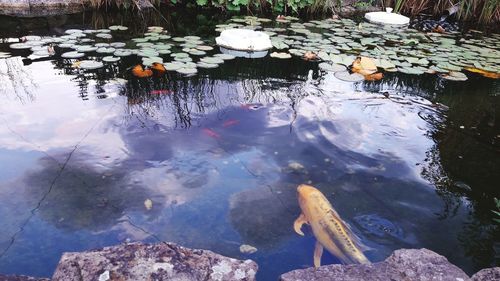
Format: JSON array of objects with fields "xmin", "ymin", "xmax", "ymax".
[
  {"xmin": 223, "ymin": 119, "xmax": 239, "ymax": 128},
  {"xmin": 132, "ymin": 64, "xmax": 153, "ymax": 78},
  {"xmin": 150, "ymin": 89, "xmax": 173, "ymax": 95},
  {"xmin": 202, "ymin": 128, "xmax": 220, "ymax": 139},
  {"xmin": 364, "ymin": 72, "xmax": 383, "ymax": 81},
  {"xmin": 151, "ymin": 62, "xmax": 166, "ymax": 74}
]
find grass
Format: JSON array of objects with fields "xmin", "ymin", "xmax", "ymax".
[{"xmin": 391, "ymin": 0, "xmax": 500, "ymax": 24}]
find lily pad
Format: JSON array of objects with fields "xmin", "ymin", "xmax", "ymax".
[
  {"xmin": 102, "ymin": 56, "xmax": 120, "ymax": 62},
  {"xmin": 334, "ymin": 71, "xmax": 364, "ymax": 82},
  {"xmin": 79, "ymin": 60, "xmax": 104, "ymax": 69},
  {"xmin": 177, "ymin": 67, "xmax": 198, "ymax": 75},
  {"xmin": 200, "ymin": 57, "xmax": 224, "ymax": 64},
  {"xmin": 318, "ymin": 62, "xmax": 346, "ymax": 72},
  {"xmin": 10, "ymin": 43, "xmax": 31, "ymax": 49},
  {"xmin": 61, "ymin": 51, "xmax": 85, "ymax": 58},
  {"xmin": 270, "ymin": 52, "xmax": 291, "ymax": 59}
]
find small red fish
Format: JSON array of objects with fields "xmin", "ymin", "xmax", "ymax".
[
  {"xmin": 202, "ymin": 128, "xmax": 220, "ymax": 139},
  {"xmin": 223, "ymin": 119, "xmax": 240, "ymax": 128},
  {"xmin": 240, "ymin": 103, "xmax": 262, "ymax": 111},
  {"xmin": 150, "ymin": 89, "xmax": 173, "ymax": 95}
]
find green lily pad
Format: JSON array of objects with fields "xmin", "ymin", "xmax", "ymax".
[
  {"xmin": 61, "ymin": 51, "xmax": 85, "ymax": 58},
  {"xmin": 79, "ymin": 60, "xmax": 104, "ymax": 69},
  {"xmin": 334, "ymin": 71, "xmax": 364, "ymax": 82},
  {"xmin": 270, "ymin": 52, "xmax": 291, "ymax": 59},
  {"xmin": 319, "ymin": 62, "xmax": 346, "ymax": 72},
  {"xmin": 102, "ymin": 56, "xmax": 120, "ymax": 62},
  {"xmin": 177, "ymin": 67, "xmax": 198, "ymax": 75},
  {"xmin": 197, "ymin": 62, "xmax": 219, "ymax": 69},
  {"xmin": 200, "ymin": 57, "xmax": 224, "ymax": 64}
]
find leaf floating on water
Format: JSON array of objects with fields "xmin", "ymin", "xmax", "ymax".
[
  {"xmin": 352, "ymin": 57, "xmax": 377, "ymax": 76},
  {"xmin": 239, "ymin": 244, "xmax": 257, "ymax": 254},
  {"xmin": 318, "ymin": 62, "xmax": 346, "ymax": 72},
  {"xmin": 79, "ymin": 60, "xmax": 104, "ymax": 70},
  {"xmin": 464, "ymin": 67, "xmax": 500, "ymax": 79},
  {"xmin": 270, "ymin": 52, "xmax": 291, "ymax": 59},
  {"xmin": 144, "ymin": 199, "xmax": 153, "ymax": 210},
  {"xmin": 440, "ymin": 71, "xmax": 468, "ymax": 81},
  {"xmin": 334, "ymin": 71, "xmax": 365, "ymax": 82}
]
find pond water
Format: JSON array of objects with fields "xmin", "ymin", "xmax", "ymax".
[{"xmin": 0, "ymin": 9, "xmax": 499, "ymax": 280}]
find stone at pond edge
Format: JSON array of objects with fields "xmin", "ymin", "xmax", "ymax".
[
  {"xmin": 52, "ymin": 242, "xmax": 258, "ymax": 281},
  {"xmin": 280, "ymin": 248, "xmax": 498, "ymax": 281}
]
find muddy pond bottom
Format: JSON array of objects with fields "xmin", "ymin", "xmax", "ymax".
[{"xmin": 0, "ymin": 9, "xmax": 499, "ymax": 281}]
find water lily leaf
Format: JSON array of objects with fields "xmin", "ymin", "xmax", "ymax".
[
  {"xmin": 270, "ymin": 52, "xmax": 291, "ymax": 59},
  {"xmin": 318, "ymin": 62, "xmax": 346, "ymax": 72},
  {"xmin": 334, "ymin": 71, "xmax": 365, "ymax": 82},
  {"xmin": 197, "ymin": 62, "xmax": 219, "ymax": 68},
  {"xmin": 177, "ymin": 67, "xmax": 198, "ymax": 75},
  {"xmin": 164, "ymin": 62, "xmax": 184, "ymax": 71},
  {"xmin": 10, "ymin": 43, "xmax": 31, "ymax": 49},
  {"xmin": 110, "ymin": 42, "xmax": 126, "ymax": 48},
  {"xmin": 374, "ymin": 58, "xmax": 395, "ymax": 70},
  {"xmin": 200, "ymin": 57, "xmax": 224, "ymax": 64},
  {"xmin": 96, "ymin": 47, "xmax": 116, "ymax": 54},
  {"xmin": 79, "ymin": 60, "xmax": 104, "ymax": 69},
  {"xmin": 272, "ymin": 40, "xmax": 289, "ymax": 50},
  {"xmin": 96, "ymin": 33, "xmax": 113, "ymax": 39},
  {"xmin": 61, "ymin": 51, "xmax": 85, "ymax": 58},
  {"xmin": 330, "ymin": 54, "xmax": 355, "ymax": 66},
  {"xmin": 441, "ymin": 71, "xmax": 468, "ymax": 81},
  {"xmin": 102, "ymin": 56, "xmax": 120, "ymax": 62},
  {"xmin": 114, "ymin": 49, "xmax": 132, "ymax": 57},
  {"xmin": 109, "ymin": 25, "xmax": 128, "ymax": 31}
]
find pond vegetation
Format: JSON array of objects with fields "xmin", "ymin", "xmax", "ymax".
[{"xmin": 0, "ymin": 6, "xmax": 499, "ymax": 281}]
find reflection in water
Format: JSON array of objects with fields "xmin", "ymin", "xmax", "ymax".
[{"xmin": 0, "ymin": 9, "xmax": 499, "ymax": 280}]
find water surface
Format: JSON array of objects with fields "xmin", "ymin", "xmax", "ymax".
[{"xmin": 0, "ymin": 9, "xmax": 499, "ymax": 280}]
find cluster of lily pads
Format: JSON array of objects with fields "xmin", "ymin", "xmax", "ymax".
[
  {"xmin": 218, "ymin": 15, "xmax": 500, "ymax": 81},
  {"xmin": 8, "ymin": 25, "xmax": 236, "ymax": 75}
]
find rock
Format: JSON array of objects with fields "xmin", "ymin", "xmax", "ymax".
[
  {"xmin": 0, "ymin": 0, "xmax": 90, "ymax": 16},
  {"xmin": 239, "ymin": 244, "xmax": 258, "ymax": 254},
  {"xmin": 471, "ymin": 267, "xmax": 500, "ymax": 281},
  {"xmin": 280, "ymin": 248, "xmax": 470, "ymax": 281},
  {"xmin": 0, "ymin": 275, "xmax": 49, "ymax": 281},
  {"xmin": 52, "ymin": 242, "xmax": 258, "ymax": 281}
]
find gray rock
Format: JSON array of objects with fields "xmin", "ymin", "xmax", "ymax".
[
  {"xmin": 52, "ymin": 242, "xmax": 257, "ymax": 281},
  {"xmin": 280, "ymin": 248, "xmax": 471, "ymax": 281},
  {"xmin": 0, "ymin": 275, "xmax": 49, "ymax": 281},
  {"xmin": 471, "ymin": 267, "xmax": 500, "ymax": 281}
]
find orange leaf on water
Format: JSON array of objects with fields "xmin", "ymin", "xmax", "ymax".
[{"xmin": 464, "ymin": 67, "xmax": 500, "ymax": 79}]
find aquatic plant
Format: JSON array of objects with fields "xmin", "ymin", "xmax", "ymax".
[
  {"xmin": 493, "ymin": 198, "xmax": 500, "ymax": 224},
  {"xmin": 88, "ymin": 0, "xmax": 160, "ymax": 9},
  {"xmin": 391, "ymin": 0, "xmax": 500, "ymax": 24}
]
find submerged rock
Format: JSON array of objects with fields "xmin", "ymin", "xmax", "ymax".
[
  {"xmin": 239, "ymin": 244, "xmax": 258, "ymax": 254},
  {"xmin": 52, "ymin": 242, "xmax": 257, "ymax": 281},
  {"xmin": 280, "ymin": 248, "xmax": 498, "ymax": 281}
]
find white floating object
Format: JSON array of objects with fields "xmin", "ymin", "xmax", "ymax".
[
  {"xmin": 216, "ymin": 29, "xmax": 272, "ymax": 52},
  {"xmin": 365, "ymin": 10, "xmax": 410, "ymax": 26}
]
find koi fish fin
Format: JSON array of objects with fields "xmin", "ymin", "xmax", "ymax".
[
  {"xmin": 313, "ymin": 241, "xmax": 323, "ymax": 268},
  {"xmin": 293, "ymin": 213, "xmax": 308, "ymax": 236}
]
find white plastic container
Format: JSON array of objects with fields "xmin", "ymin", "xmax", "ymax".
[
  {"xmin": 216, "ymin": 29, "xmax": 273, "ymax": 52},
  {"xmin": 365, "ymin": 11, "xmax": 410, "ymax": 25}
]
